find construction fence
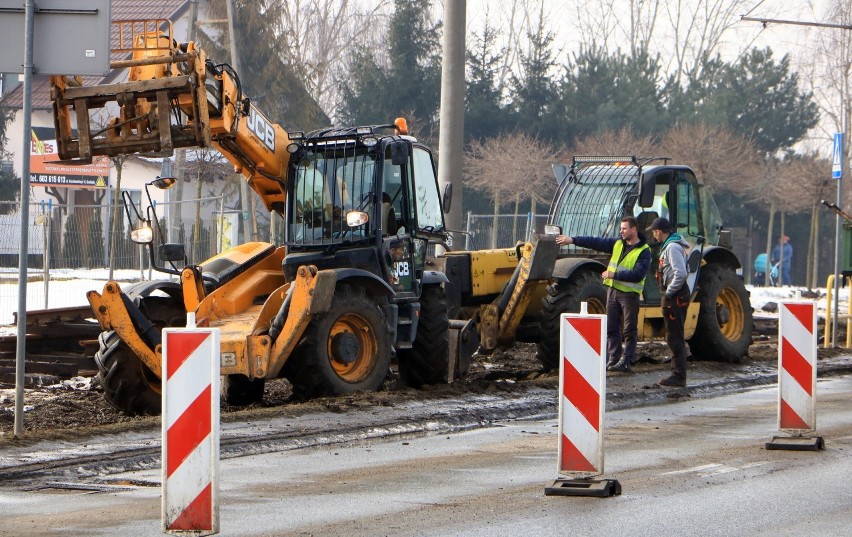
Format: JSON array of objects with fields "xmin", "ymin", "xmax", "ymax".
[
  {"xmin": 0, "ymin": 208, "xmax": 541, "ymax": 326},
  {"xmin": 461, "ymin": 212, "xmax": 549, "ymax": 250},
  {"xmin": 0, "ymin": 196, "xmax": 238, "ymax": 325}
]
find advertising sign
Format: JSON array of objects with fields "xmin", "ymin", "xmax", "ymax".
[{"xmin": 30, "ymin": 127, "xmax": 109, "ymax": 188}]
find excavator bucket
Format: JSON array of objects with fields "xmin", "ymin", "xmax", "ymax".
[{"xmin": 50, "ymin": 20, "xmax": 213, "ymax": 163}]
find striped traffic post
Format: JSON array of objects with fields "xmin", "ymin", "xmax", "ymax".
[
  {"xmin": 162, "ymin": 313, "xmax": 221, "ymax": 535},
  {"xmin": 766, "ymin": 301, "xmax": 824, "ymax": 451},
  {"xmin": 545, "ymin": 303, "xmax": 620, "ymax": 497}
]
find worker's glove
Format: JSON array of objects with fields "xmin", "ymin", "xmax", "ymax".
[
  {"xmin": 661, "ymin": 294, "xmax": 672, "ymax": 308},
  {"xmin": 676, "ymin": 294, "xmax": 689, "ymax": 308}
]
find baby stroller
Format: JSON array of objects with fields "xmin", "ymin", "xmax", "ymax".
[{"xmin": 753, "ymin": 253, "xmax": 779, "ymax": 286}]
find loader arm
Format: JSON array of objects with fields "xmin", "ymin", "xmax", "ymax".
[
  {"xmin": 478, "ymin": 237, "xmax": 560, "ymax": 352},
  {"xmin": 49, "ymin": 21, "xmax": 290, "ymax": 212}
]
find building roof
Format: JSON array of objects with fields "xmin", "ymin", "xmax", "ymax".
[{"xmin": 1, "ymin": 0, "xmax": 189, "ymax": 110}]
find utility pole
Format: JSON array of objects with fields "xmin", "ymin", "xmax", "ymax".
[
  {"xmin": 437, "ymin": 0, "xmax": 466, "ymax": 246},
  {"xmin": 172, "ymin": 0, "xmax": 199, "ymax": 243},
  {"xmin": 742, "ymin": 14, "xmax": 849, "ymax": 347},
  {"xmin": 225, "ymin": 0, "xmax": 252, "ymax": 244}
]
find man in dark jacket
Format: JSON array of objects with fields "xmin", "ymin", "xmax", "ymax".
[
  {"xmin": 556, "ymin": 216, "xmax": 652, "ymax": 372},
  {"xmin": 649, "ymin": 217, "xmax": 690, "ymax": 387}
]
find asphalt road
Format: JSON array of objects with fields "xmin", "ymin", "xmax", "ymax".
[{"xmin": 1, "ymin": 375, "xmax": 851, "ymax": 536}]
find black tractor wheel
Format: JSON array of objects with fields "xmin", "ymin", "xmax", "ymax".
[
  {"xmin": 221, "ymin": 374, "xmax": 266, "ymax": 406},
  {"xmin": 94, "ymin": 330, "xmax": 161, "ymax": 416},
  {"xmin": 536, "ymin": 271, "xmax": 607, "ymax": 370},
  {"xmin": 688, "ymin": 263, "xmax": 753, "ymax": 363},
  {"xmin": 398, "ymin": 285, "xmax": 451, "ymax": 387},
  {"xmin": 285, "ymin": 284, "xmax": 391, "ymax": 399}
]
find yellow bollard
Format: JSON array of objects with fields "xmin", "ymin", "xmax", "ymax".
[
  {"xmin": 825, "ymin": 275, "xmax": 834, "ymax": 349},
  {"xmin": 824, "ymin": 274, "xmax": 852, "ymax": 349}
]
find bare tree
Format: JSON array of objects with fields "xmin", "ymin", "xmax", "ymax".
[
  {"xmin": 273, "ymin": 0, "xmax": 393, "ymax": 119},
  {"xmin": 779, "ymin": 154, "xmax": 834, "ymax": 287},
  {"xmin": 574, "ymin": 0, "xmax": 773, "ymax": 85},
  {"xmin": 465, "ymin": 132, "xmax": 557, "ymax": 247},
  {"xmin": 659, "ymin": 123, "xmax": 760, "ymax": 192},
  {"xmin": 182, "ymin": 149, "xmax": 234, "ymax": 262},
  {"xmin": 569, "ymin": 127, "xmax": 659, "ymax": 160}
]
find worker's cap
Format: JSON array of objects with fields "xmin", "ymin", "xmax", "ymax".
[{"xmin": 647, "ymin": 217, "xmax": 672, "ymax": 233}]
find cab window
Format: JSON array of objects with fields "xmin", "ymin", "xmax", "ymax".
[{"xmin": 411, "ymin": 147, "xmax": 443, "ymax": 232}]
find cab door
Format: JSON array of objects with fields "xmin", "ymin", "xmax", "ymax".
[{"xmin": 381, "ymin": 142, "xmax": 417, "ymax": 296}]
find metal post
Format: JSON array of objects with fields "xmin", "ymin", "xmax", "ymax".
[
  {"xmin": 465, "ymin": 210, "xmax": 472, "ymax": 250},
  {"xmin": 42, "ymin": 204, "xmax": 49, "ymax": 308},
  {"xmin": 833, "ymin": 178, "xmax": 842, "ymax": 347},
  {"xmin": 437, "ymin": 0, "xmax": 466, "ymax": 246},
  {"xmin": 14, "ymin": 0, "xmax": 36, "ymax": 437}
]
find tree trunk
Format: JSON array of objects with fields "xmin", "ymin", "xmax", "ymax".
[
  {"xmin": 490, "ymin": 191, "xmax": 500, "ymax": 249},
  {"xmin": 807, "ymin": 202, "xmax": 818, "ymax": 288},
  {"xmin": 512, "ymin": 193, "xmax": 520, "ymax": 244},
  {"xmin": 173, "ymin": 149, "xmax": 187, "ymax": 242},
  {"xmin": 194, "ymin": 168, "xmax": 202, "ymax": 262},
  {"xmin": 779, "ymin": 212, "xmax": 786, "ymax": 285},
  {"xmin": 108, "ymin": 160, "xmax": 123, "ymax": 280},
  {"xmin": 764, "ymin": 200, "xmax": 775, "ymax": 287}
]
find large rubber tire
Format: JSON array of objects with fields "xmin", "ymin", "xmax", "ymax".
[
  {"xmin": 94, "ymin": 330, "xmax": 161, "ymax": 416},
  {"xmin": 688, "ymin": 263, "xmax": 753, "ymax": 363},
  {"xmin": 536, "ymin": 271, "xmax": 607, "ymax": 370},
  {"xmin": 398, "ymin": 285, "xmax": 450, "ymax": 387},
  {"xmin": 284, "ymin": 284, "xmax": 391, "ymax": 399},
  {"xmin": 222, "ymin": 374, "xmax": 266, "ymax": 406}
]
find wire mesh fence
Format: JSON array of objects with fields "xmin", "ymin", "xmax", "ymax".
[
  {"xmin": 0, "ymin": 196, "xmax": 227, "ymax": 326},
  {"xmin": 462, "ymin": 212, "xmax": 549, "ymax": 250},
  {"xmin": 1, "ymin": 205, "xmax": 548, "ymax": 326}
]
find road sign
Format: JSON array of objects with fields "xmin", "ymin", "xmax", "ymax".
[
  {"xmin": 0, "ymin": 0, "xmax": 111, "ymax": 76},
  {"xmin": 832, "ymin": 132, "xmax": 843, "ymax": 180}
]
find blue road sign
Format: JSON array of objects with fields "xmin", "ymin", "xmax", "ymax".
[{"xmin": 832, "ymin": 132, "xmax": 843, "ymax": 180}]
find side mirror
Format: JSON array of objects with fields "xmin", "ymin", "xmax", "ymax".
[
  {"xmin": 442, "ymin": 182, "xmax": 453, "ymax": 213},
  {"xmin": 159, "ymin": 243, "xmax": 186, "ymax": 263},
  {"xmin": 552, "ymin": 163, "xmax": 570, "ymax": 184},
  {"xmin": 391, "ymin": 140, "xmax": 410, "ymax": 166}
]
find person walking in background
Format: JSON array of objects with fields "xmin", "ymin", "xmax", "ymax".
[
  {"xmin": 771, "ymin": 236, "xmax": 793, "ymax": 286},
  {"xmin": 555, "ymin": 216, "xmax": 651, "ymax": 373},
  {"xmin": 648, "ymin": 217, "xmax": 690, "ymax": 388}
]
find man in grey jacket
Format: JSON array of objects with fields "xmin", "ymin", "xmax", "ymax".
[{"xmin": 648, "ymin": 217, "xmax": 690, "ymax": 387}]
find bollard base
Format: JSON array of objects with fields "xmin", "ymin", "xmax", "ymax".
[
  {"xmin": 545, "ymin": 478, "xmax": 621, "ymax": 497},
  {"xmin": 765, "ymin": 435, "xmax": 825, "ymax": 451}
]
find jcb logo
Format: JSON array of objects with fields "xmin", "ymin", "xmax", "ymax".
[
  {"xmin": 246, "ymin": 106, "xmax": 275, "ymax": 152},
  {"xmin": 395, "ymin": 261, "xmax": 410, "ymax": 276}
]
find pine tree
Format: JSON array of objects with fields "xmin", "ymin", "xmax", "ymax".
[
  {"xmin": 338, "ymin": 0, "xmax": 441, "ymax": 138},
  {"xmin": 200, "ymin": 0, "xmax": 329, "ymax": 131},
  {"xmin": 465, "ymin": 20, "xmax": 507, "ymax": 141}
]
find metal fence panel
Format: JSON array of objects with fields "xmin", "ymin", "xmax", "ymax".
[
  {"xmin": 0, "ymin": 196, "xmax": 225, "ymax": 326},
  {"xmin": 463, "ymin": 213, "xmax": 549, "ymax": 250}
]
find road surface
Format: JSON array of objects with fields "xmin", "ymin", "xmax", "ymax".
[{"xmin": 1, "ymin": 376, "xmax": 851, "ymax": 536}]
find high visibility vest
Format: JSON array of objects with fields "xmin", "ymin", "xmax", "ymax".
[{"xmin": 603, "ymin": 240, "xmax": 649, "ymax": 294}]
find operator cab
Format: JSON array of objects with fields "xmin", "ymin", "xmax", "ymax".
[{"xmin": 283, "ymin": 121, "xmax": 447, "ymax": 297}]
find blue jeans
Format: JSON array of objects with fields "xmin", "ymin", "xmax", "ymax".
[{"xmin": 606, "ymin": 287, "xmax": 639, "ymax": 365}]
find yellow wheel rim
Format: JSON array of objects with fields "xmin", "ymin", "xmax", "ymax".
[
  {"xmin": 717, "ymin": 287, "xmax": 745, "ymax": 341},
  {"xmin": 327, "ymin": 313, "xmax": 377, "ymax": 383}
]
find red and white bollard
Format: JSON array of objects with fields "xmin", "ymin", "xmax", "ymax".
[
  {"xmin": 545, "ymin": 302, "xmax": 620, "ymax": 497},
  {"xmin": 162, "ymin": 313, "xmax": 221, "ymax": 534},
  {"xmin": 766, "ymin": 301, "xmax": 824, "ymax": 451}
]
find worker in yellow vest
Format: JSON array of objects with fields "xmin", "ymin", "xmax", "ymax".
[{"xmin": 556, "ymin": 216, "xmax": 651, "ymax": 372}]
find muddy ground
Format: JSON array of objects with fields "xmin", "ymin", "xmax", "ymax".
[{"xmin": 1, "ymin": 318, "xmax": 848, "ymax": 442}]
